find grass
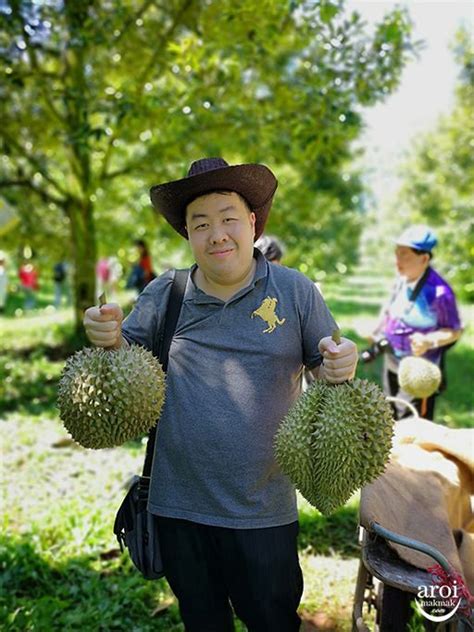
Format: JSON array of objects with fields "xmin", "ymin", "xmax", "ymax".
[{"xmin": 1, "ymin": 271, "xmax": 472, "ymax": 631}]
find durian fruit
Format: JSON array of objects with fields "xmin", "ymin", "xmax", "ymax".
[
  {"xmin": 57, "ymin": 345, "xmax": 165, "ymax": 449},
  {"xmin": 274, "ymin": 333, "xmax": 394, "ymax": 515},
  {"xmin": 398, "ymin": 356, "xmax": 441, "ymax": 399}
]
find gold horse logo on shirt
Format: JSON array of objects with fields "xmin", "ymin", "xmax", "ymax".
[{"xmin": 251, "ymin": 296, "xmax": 286, "ymax": 333}]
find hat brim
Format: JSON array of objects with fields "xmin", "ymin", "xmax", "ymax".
[
  {"xmin": 150, "ymin": 163, "xmax": 277, "ymax": 240},
  {"xmin": 393, "ymin": 237, "xmax": 433, "ymax": 252},
  {"xmin": 393, "ymin": 237, "xmax": 415, "ymax": 247}
]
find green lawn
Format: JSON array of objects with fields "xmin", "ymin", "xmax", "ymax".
[{"xmin": 1, "ymin": 273, "xmax": 472, "ymax": 631}]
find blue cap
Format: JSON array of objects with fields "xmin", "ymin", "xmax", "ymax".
[{"xmin": 395, "ymin": 225, "xmax": 437, "ymax": 252}]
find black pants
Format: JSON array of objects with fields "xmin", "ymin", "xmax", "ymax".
[
  {"xmin": 385, "ymin": 369, "xmax": 437, "ymax": 420},
  {"xmin": 156, "ymin": 517, "xmax": 303, "ymax": 632}
]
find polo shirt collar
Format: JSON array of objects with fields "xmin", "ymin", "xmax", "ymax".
[{"xmin": 186, "ymin": 248, "xmax": 269, "ymax": 305}]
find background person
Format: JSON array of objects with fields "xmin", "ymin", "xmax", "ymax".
[
  {"xmin": 96, "ymin": 257, "xmax": 111, "ymax": 300},
  {"xmin": 126, "ymin": 239, "xmax": 156, "ymax": 293},
  {"xmin": 96, "ymin": 256, "xmax": 122, "ymax": 302},
  {"xmin": 255, "ymin": 234, "xmax": 284, "ymax": 263},
  {"xmin": 106, "ymin": 256, "xmax": 122, "ymax": 302},
  {"xmin": 83, "ymin": 157, "xmax": 358, "ymax": 632},
  {"xmin": 53, "ymin": 261, "xmax": 69, "ymax": 308},
  {"xmin": 18, "ymin": 259, "xmax": 39, "ymax": 311},
  {"xmin": 0, "ymin": 251, "xmax": 8, "ymax": 314},
  {"xmin": 370, "ymin": 224, "xmax": 462, "ymax": 420}
]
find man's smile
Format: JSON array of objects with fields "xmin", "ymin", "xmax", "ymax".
[{"xmin": 208, "ymin": 248, "xmax": 235, "ymax": 258}]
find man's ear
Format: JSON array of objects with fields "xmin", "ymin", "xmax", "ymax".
[{"xmin": 249, "ymin": 212, "xmax": 256, "ymax": 236}]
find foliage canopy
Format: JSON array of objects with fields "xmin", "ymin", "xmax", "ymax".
[
  {"xmin": 397, "ymin": 27, "xmax": 474, "ymax": 301},
  {"xmin": 0, "ymin": 0, "xmax": 417, "ymax": 326}
]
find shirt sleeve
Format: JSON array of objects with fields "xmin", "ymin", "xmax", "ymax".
[
  {"xmin": 300, "ymin": 280, "xmax": 338, "ymax": 369},
  {"xmin": 435, "ymin": 285, "xmax": 462, "ymax": 330},
  {"xmin": 121, "ymin": 270, "xmax": 174, "ymax": 352}
]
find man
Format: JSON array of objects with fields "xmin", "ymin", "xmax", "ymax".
[
  {"xmin": 370, "ymin": 224, "xmax": 462, "ymax": 420},
  {"xmin": 84, "ymin": 158, "xmax": 358, "ymax": 631}
]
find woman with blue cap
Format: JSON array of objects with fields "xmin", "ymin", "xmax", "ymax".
[{"xmin": 370, "ymin": 224, "xmax": 462, "ymax": 420}]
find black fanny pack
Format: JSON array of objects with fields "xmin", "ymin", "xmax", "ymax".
[{"xmin": 114, "ymin": 476, "xmax": 163, "ymax": 579}]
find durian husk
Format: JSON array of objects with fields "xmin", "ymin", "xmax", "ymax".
[
  {"xmin": 398, "ymin": 356, "xmax": 442, "ymax": 399},
  {"xmin": 57, "ymin": 346, "xmax": 166, "ymax": 449},
  {"xmin": 274, "ymin": 378, "xmax": 395, "ymax": 515}
]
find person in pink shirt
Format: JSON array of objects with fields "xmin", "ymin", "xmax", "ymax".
[{"xmin": 19, "ymin": 260, "xmax": 39, "ymax": 310}]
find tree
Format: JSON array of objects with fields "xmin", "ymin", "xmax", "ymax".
[
  {"xmin": 0, "ymin": 0, "xmax": 417, "ymax": 330},
  {"xmin": 397, "ymin": 27, "xmax": 474, "ymax": 301}
]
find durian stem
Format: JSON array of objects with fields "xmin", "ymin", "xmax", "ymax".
[
  {"xmin": 421, "ymin": 398, "xmax": 427, "ymax": 418},
  {"xmin": 98, "ymin": 292, "xmax": 107, "ymax": 307},
  {"xmin": 331, "ymin": 329, "xmax": 341, "ymax": 345},
  {"xmin": 326, "ymin": 329, "xmax": 345, "ymax": 387}
]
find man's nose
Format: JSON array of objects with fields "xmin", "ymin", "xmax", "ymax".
[{"xmin": 209, "ymin": 224, "xmax": 228, "ymax": 243}]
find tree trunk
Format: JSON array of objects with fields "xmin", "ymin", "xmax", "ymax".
[{"xmin": 68, "ymin": 199, "xmax": 97, "ymax": 334}]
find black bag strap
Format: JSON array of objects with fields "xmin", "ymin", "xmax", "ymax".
[
  {"xmin": 408, "ymin": 266, "xmax": 430, "ymax": 303},
  {"xmin": 142, "ymin": 268, "xmax": 189, "ymax": 476},
  {"xmin": 388, "ymin": 266, "xmax": 431, "ymax": 319},
  {"xmin": 156, "ymin": 268, "xmax": 189, "ymax": 369}
]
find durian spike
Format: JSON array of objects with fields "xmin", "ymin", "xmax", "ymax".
[{"xmin": 98, "ymin": 292, "xmax": 107, "ymax": 307}]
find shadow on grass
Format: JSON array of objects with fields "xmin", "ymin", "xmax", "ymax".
[
  {"xmin": 0, "ymin": 535, "xmax": 182, "ymax": 632},
  {"xmin": 325, "ymin": 296, "xmax": 381, "ymax": 318},
  {"xmin": 12, "ymin": 323, "xmax": 89, "ymax": 360},
  {"xmin": 0, "ymin": 285, "xmax": 63, "ymax": 318},
  {"xmin": 0, "ymin": 350, "xmax": 63, "ymax": 416},
  {"xmin": 298, "ymin": 503, "xmax": 360, "ymax": 558},
  {"xmin": 1, "ymin": 327, "xmax": 91, "ymax": 416}
]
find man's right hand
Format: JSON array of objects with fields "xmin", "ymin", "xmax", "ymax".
[{"xmin": 83, "ymin": 303, "xmax": 124, "ymax": 348}]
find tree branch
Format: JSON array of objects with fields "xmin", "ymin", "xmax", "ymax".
[
  {"xmin": 98, "ymin": 133, "xmax": 118, "ymax": 182},
  {"xmin": 0, "ymin": 178, "xmax": 67, "ymax": 206},
  {"xmin": 114, "ymin": 0, "xmax": 158, "ymax": 45},
  {"xmin": 102, "ymin": 140, "xmax": 167, "ymax": 180},
  {"xmin": 102, "ymin": 165, "xmax": 139, "ymax": 180},
  {"xmin": 1, "ymin": 130, "xmax": 71, "ymax": 199},
  {"xmin": 98, "ymin": 0, "xmax": 196, "ymax": 182},
  {"xmin": 11, "ymin": 3, "xmax": 66, "ymax": 125},
  {"xmin": 137, "ymin": 0, "xmax": 195, "ymax": 86}
]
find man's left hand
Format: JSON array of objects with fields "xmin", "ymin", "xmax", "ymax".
[
  {"xmin": 318, "ymin": 336, "xmax": 358, "ymax": 383},
  {"xmin": 410, "ymin": 332, "xmax": 432, "ymax": 356}
]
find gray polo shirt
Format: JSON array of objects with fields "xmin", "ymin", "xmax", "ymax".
[{"xmin": 122, "ymin": 250, "xmax": 337, "ymax": 528}]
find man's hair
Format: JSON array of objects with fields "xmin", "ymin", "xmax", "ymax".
[{"xmin": 411, "ymin": 248, "xmax": 433, "ymax": 260}]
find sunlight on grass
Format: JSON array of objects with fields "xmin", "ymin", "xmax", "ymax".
[{"xmin": 300, "ymin": 553, "xmax": 362, "ymax": 631}]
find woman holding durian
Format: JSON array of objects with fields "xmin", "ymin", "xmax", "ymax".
[{"xmin": 370, "ymin": 224, "xmax": 462, "ymax": 420}]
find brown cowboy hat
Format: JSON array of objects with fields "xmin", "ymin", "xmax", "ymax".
[{"xmin": 150, "ymin": 157, "xmax": 278, "ymax": 240}]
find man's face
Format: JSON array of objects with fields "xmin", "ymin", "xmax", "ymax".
[
  {"xmin": 395, "ymin": 245, "xmax": 429, "ymax": 280},
  {"xmin": 185, "ymin": 192, "xmax": 256, "ymax": 285}
]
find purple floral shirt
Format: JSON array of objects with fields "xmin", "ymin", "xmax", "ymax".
[{"xmin": 383, "ymin": 267, "xmax": 461, "ymax": 363}]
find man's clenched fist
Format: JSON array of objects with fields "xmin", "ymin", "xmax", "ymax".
[
  {"xmin": 318, "ymin": 335, "xmax": 358, "ymax": 383},
  {"xmin": 83, "ymin": 303, "xmax": 124, "ymax": 348}
]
